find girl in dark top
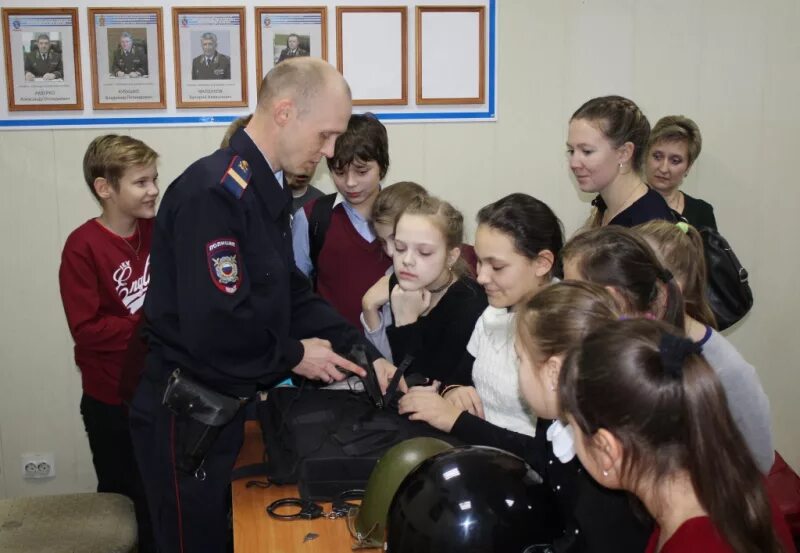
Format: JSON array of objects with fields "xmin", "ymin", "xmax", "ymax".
[
  {"xmin": 567, "ymin": 95, "xmax": 674, "ymax": 228},
  {"xmin": 645, "ymin": 116, "xmax": 717, "ymax": 230},
  {"xmin": 400, "ymin": 281, "xmax": 652, "ymax": 553},
  {"xmin": 363, "ymin": 195, "xmax": 487, "ymax": 382},
  {"xmin": 559, "ymin": 319, "xmax": 793, "ymax": 553}
]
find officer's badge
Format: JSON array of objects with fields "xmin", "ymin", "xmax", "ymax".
[
  {"xmin": 220, "ymin": 155, "xmax": 252, "ymax": 199},
  {"xmin": 206, "ymin": 239, "xmax": 241, "ymax": 294}
]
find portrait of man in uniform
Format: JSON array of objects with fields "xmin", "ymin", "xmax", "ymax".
[
  {"xmin": 24, "ymin": 33, "xmax": 63, "ymax": 81},
  {"xmin": 191, "ymin": 32, "xmax": 230, "ymax": 80},
  {"xmin": 276, "ymin": 33, "xmax": 309, "ymax": 64},
  {"xmin": 110, "ymin": 30, "xmax": 148, "ymax": 77}
]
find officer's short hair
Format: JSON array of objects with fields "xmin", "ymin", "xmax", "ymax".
[
  {"xmin": 120, "ymin": 31, "xmax": 132, "ymax": 40},
  {"xmin": 36, "ymin": 34, "xmax": 50, "ymax": 42},
  {"xmin": 201, "ymin": 32, "xmax": 217, "ymax": 44},
  {"xmin": 83, "ymin": 134, "xmax": 159, "ymax": 201},
  {"xmin": 256, "ymin": 57, "xmax": 350, "ymax": 114},
  {"xmin": 287, "ymin": 33, "xmax": 300, "ymax": 45}
]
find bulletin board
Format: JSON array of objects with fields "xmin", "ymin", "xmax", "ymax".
[{"xmin": 0, "ymin": 0, "xmax": 496, "ymax": 129}]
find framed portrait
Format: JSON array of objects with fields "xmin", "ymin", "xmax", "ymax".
[
  {"xmin": 336, "ymin": 7, "xmax": 407, "ymax": 106},
  {"xmin": 2, "ymin": 8, "xmax": 83, "ymax": 111},
  {"xmin": 172, "ymin": 7, "xmax": 247, "ymax": 108},
  {"xmin": 255, "ymin": 7, "xmax": 327, "ymax": 82},
  {"xmin": 88, "ymin": 8, "xmax": 166, "ymax": 110},
  {"xmin": 416, "ymin": 6, "xmax": 485, "ymax": 105}
]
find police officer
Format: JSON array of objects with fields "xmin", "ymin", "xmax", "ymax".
[
  {"xmin": 111, "ymin": 31, "xmax": 147, "ymax": 77},
  {"xmin": 130, "ymin": 58, "xmax": 395, "ymax": 553},
  {"xmin": 24, "ymin": 34, "xmax": 63, "ymax": 80},
  {"xmin": 191, "ymin": 32, "xmax": 231, "ymax": 80}
]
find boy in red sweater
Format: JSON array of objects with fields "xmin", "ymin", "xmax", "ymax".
[{"xmin": 58, "ymin": 134, "xmax": 159, "ymax": 553}]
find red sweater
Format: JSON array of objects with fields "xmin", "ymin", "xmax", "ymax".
[
  {"xmin": 314, "ymin": 205, "xmax": 391, "ymax": 328},
  {"xmin": 645, "ymin": 493, "xmax": 794, "ymax": 552},
  {"xmin": 59, "ymin": 218, "xmax": 154, "ymax": 405}
]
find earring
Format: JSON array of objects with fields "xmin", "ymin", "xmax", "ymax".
[
  {"xmin": 602, "ymin": 470, "xmax": 609, "ymax": 477},
  {"xmin": 618, "ymin": 162, "xmax": 623, "ymax": 169},
  {"xmin": 549, "ymin": 384, "xmax": 556, "ymax": 392}
]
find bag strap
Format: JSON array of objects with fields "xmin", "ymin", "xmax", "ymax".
[{"xmin": 308, "ymin": 193, "xmax": 337, "ymax": 271}]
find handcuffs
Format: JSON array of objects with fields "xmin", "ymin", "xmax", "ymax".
[{"xmin": 266, "ymin": 490, "xmax": 364, "ymax": 521}]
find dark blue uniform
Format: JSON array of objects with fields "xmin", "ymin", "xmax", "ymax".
[{"xmin": 130, "ymin": 128, "xmax": 370, "ymax": 553}]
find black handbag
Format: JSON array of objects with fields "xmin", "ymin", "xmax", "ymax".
[{"xmin": 699, "ymin": 227, "xmax": 753, "ymax": 330}]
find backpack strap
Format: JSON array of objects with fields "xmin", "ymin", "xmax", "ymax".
[{"xmin": 307, "ymin": 193, "xmax": 337, "ymax": 271}]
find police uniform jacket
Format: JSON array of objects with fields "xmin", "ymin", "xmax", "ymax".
[
  {"xmin": 143, "ymin": 128, "xmax": 371, "ymax": 397},
  {"xmin": 192, "ymin": 52, "xmax": 231, "ymax": 80},
  {"xmin": 112, "ymin": 46, "xmax": 148, "ymax": 76},
  {"xmin": 25, "ymin": 50, "xmax": 63, "ymax": 79}
]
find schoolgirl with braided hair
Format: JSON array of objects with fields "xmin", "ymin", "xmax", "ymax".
[{"xmin": 566, "ymin": 95, "xmax": 674, "ymax": 228}]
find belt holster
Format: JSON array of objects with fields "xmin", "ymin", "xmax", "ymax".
[{"xmin": 162, "ymin": 369, "xmax": 243, "ymax": 476}]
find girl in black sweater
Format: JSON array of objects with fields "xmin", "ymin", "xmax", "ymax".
[{"xmin": 362, "ymin": 194, "xmax": 487, "ymax": 383}]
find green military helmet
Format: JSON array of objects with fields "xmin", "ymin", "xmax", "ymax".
[{"xmin": 349, "ymin": 437, "xmax": 453, "ymax": 548}]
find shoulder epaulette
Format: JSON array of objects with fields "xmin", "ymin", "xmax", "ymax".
[{"xmin": 220, "ymin": 156, "xmax": 251, "ymax": 199}]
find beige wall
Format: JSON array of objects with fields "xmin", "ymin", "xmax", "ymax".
[{"xmin": 1, "ymin": 0, "xmax": 798, "ymax": 498}]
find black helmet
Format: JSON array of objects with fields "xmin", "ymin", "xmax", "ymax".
[
  {"xmin": 385, "ymin": 445, "xmax": 558, "ymax": 553},
  {"xmin": 350, "ymin": 437, "xmax": 453, "ymax": 548}
]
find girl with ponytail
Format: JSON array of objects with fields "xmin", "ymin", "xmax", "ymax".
[
  {"xmin": 561, "ymin": 225, "xmax": 685, "ymax": 327},
  {"xmin": 636, "ymin": 220, "xmax": 774, "ymax": 473},
  {"xmin": 559, "ymin": 319, "xmax": 793, "ymax": 553}
]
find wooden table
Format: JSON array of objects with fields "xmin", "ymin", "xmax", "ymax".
[{"xmin": 232, "ymin": 420, "xmax": 375, "ymax": 552}]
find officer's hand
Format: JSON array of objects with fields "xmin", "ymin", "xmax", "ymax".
[
  {"xmin": 443, "ymin": 385, "xmax": 484, "ymax": 419},
  {"xmin": 116, "ymin": 71, "xmax": 125, "ymax": 77},
  {"xmin": 43, "ymin": 72, "xmax": 55, "ymax": 80},
  {"xmin": 398, "ymin": 382, "xmax": 460, "ymax": 432},
  {"xmin": 292, "ymin": 338, "xmax": 366, "ymax": 384},
  {"xmin": 130, "ymin": 71, "xmax": 140, "ymax": 78},
  {"xmin": 373, "ymin": 358, "xmax": 407, "ymax": 395},
  {"xmin": 25, "ymin": 72, "xmax": 35, "ymax": 81}
]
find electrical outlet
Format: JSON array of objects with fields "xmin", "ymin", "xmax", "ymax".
[{"xmin": 21, "ymin": 452, "xmax": 55, "ymax": 479}]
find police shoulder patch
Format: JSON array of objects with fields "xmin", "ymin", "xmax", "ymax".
[
  {"xmin": 220, "ymin": 156, "xmax": 251, "ymax": 199},
  {"xmin": 206, "ymin": 238, "xmax": 242, "ymax": 294}
]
